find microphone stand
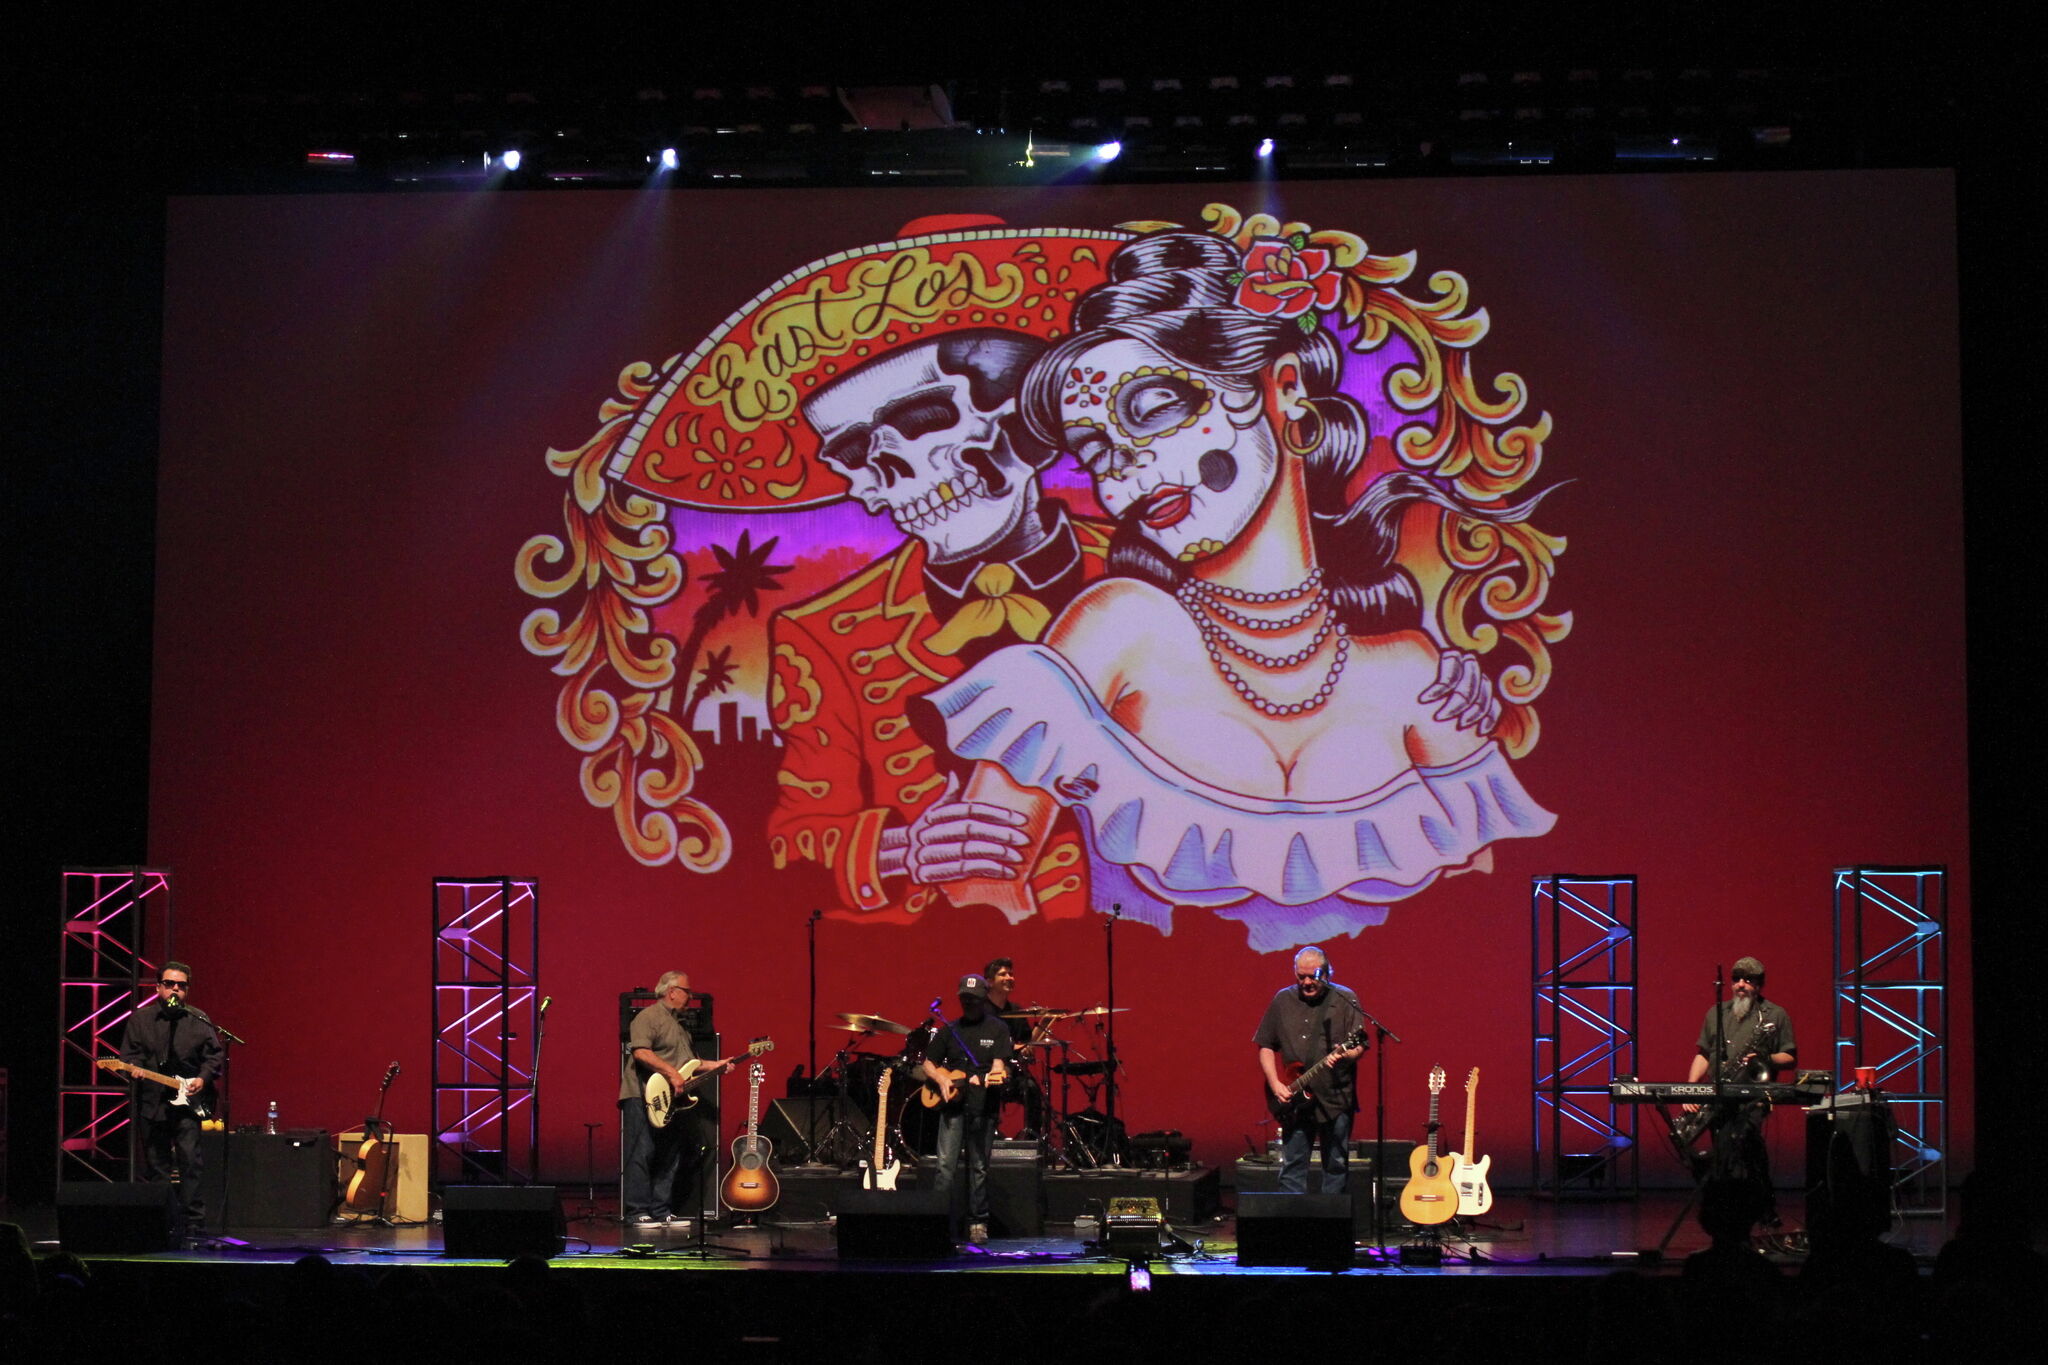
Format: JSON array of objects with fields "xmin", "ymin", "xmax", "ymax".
[
  {"xmin": 1354, "ymin": 1003, "xmax": 1402, "ymax": 1255},
  {"xmin": 806, "ymin": 908, "xmax": 822, "ymax": 1164},
  {"xmin": 1102, "ymin": 903, "xmax": 1122, "ymax": 1165},
  {"xmin": 527, "ymin": 997, "xmax": 550, "ymax": 1186},
  {"xmin": 1656, "ymin": 966, "xmax": 1728, "ymax": 1255}
]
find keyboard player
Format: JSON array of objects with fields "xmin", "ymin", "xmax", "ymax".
[{"xmin": 1684, "ymin": 955, "xmax": 1795, "ymax": 1222}]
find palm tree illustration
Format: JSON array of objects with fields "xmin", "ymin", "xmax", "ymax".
[
  {"xmin": 685, "ymin": 645, "xmax": 740, "ymax": 733},
  {"xmin": 673, "ymin": 530, "xmax": 793, "ymax": 729}
]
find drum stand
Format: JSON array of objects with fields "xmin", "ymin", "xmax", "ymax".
[{"xmin": 808, "ymin": 1047, "xmax": 871, "ymax": 1167}]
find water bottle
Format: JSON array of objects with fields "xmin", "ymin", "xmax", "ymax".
[{"xmin": 266, "ymin": 1100, "xmax": 279, "ymax": 1135}]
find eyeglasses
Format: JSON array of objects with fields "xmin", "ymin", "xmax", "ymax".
[
  {"xmin": 158, "ymin": 980, "xmax": 188, "ymax": 989},
  {"xmin": 1732, "ymin": 974, "xmax": 1761, "ymax": 984}
]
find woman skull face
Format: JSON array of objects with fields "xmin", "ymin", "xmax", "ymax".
[
  {"xmin": 807, "ymin": 344, "xmax": 1037, "ymax": 565},
  {"xmin": 1056, "ymin": 337, "xmax": 1280, "ymax": 563}
]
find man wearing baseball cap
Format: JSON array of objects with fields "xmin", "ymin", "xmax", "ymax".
[
  {"xmin": 1686, "ymin": 956, "xmax": 1796, "ymax": 1223},
  {"xmin": 921, "ymin": 972, "xmax": 1016, "ymax": 1245}
]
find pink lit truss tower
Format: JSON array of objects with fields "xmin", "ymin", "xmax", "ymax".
[
  {"xmin": 1531, "ymin": 873, "xmax": 1640, "ymax": 1199},
  {"xmin": 57, "ymin": 868, "xmax": 174, "ymax": 1185},
  {"xmin": 1833, "ymin": 865, "xmax": 1948, "ymax": 1215},
  {"xmin": 432, "ymin": 877, "xmax": 539, "ymax": 1186}
]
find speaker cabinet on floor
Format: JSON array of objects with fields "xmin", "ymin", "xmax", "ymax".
[
  {"xmin": 219, "ymin": 1130, "xmax": 333, "ymax": 1229},
  {"xmin": 58, "ymin": 1183, "xmax": 177, "ymax": 1253},
  {"xmin": 1236, "ymin": 1191, "xmax": 1355, "ymax": 1268},
  {"xmin": 835, "ymin": 1187, "xmax": 952, "ymax": 1258},
  {"xmin": 441, "ymin": 1185, "xmax": 567, "ymax": 1259}
]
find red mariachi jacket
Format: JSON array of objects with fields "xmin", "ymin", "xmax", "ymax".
[{"xmin": 767, "ymin": 507, "xmax": 1110, "ymax": 923}]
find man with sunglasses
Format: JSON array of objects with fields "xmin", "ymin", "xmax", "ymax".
[
  {"xmin": 118, "ymin": 962, "xmax": 223, "ymax": 1240},
  {"xmin": 1685, "ymin": 956, "xmax": 1796, "ymax": 1219}
]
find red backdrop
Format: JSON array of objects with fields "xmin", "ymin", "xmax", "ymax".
[{"xmin": 150, "ymin": 171, "xmax": 1967, "ymax": 1185}]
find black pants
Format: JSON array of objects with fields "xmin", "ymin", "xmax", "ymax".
[
  {"xmin": 140, "ymin": 1110, "xmax": 205, "ymax": 1231},
  {"xmin": 1708, "ymin": 1104, "xmax": 1775, "ymax": 1219}
]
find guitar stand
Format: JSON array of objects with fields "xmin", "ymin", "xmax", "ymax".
[{"xmin": 662, "ymin": 1209, "xmax": 751, "ymax": 1261}]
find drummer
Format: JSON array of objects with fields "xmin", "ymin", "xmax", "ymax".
[{"xmin": 984, "ymin": 957, "xmax": 1049, "ymax": 1139}]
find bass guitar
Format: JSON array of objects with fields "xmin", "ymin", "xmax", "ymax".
[
  {"xmin": 1449, "ymin": 1066, "xmax": 1492, "ymax": 1216},
  {"xmin": 344, "ymin": 1061, "xmax": 402, "ymax": 1215},
  {"xmin": 862, "ymin": 1063, "xmax": 902, "ymax": 1190},
  {"xmin": 1264, "ymin": 1027, "xmax": 1367, "ymax": 1120},
  {"xmin": 719, "ymin": 1062, "xmax": 780, "ymax": 1213},
  {"xmin": 645, "ymin": 1037, "xmax": 774, "ymax": 1129},
  {"xmin": 96, "ymin": 1057, "xmax": 213, "ymax": 1122},
  {"xmin": 1398, "ymin": 1066, "xmax": 1457, "ymax": 1225}
]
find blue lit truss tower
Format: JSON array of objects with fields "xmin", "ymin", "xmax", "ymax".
[
  {"xmin": 1532, "ymin": 874, "xmax": 1639, "ymax": 1198},
  {"xmin": 57, "ymin": 868, "xmax": 174, "ymax": 1185},
  {"xmin": 1833, "ymin": 865, "xmax": 1948, "ymax": 1216},
  {"xmin": 432, "ymin": 877, "xmax": 539, "ymax": 1186}
]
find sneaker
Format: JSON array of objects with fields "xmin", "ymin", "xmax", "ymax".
[
  {"xmin": 662, "ymin": 1214, "xmax": 693, "ymax": 1230},
  {"xmin": 967, "ymin": 1222, "xmax": 988, "ymax": 1245},
  {"xmin": 630, "ymin": 1213, "xmax": 662, "ymax": 1228}
]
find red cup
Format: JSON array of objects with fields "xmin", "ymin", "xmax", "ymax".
[{"xmin": 1854, "ymin": 1066, "xmax": 1878, "ymax": 1091}]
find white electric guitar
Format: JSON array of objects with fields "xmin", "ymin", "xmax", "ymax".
[
  {"xmin": 862, "ymin": 1064, "xmax": 902, "ymax": 1191},
  {"xmin": 1449, "ymin": 1066, "xmax": 1493, "ymax": 1216},
  {"xmin": 97, "ymin": 1057, "xmax": 213, "ymax": 1121},
  {"xmin": 643, "ymin": 1037, "xmax": 773, "ymax": 1129}
]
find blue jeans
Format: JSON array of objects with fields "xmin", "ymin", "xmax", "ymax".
[
  {"xmin": 620, "ymin": 1097, "xmax": 687, "ymax": 1219},
  {"xmin": 933, "ymin": 1109, "xmax": 998, "ymax": 1229},
  {"xmin": 1278, "ymin": 1110, "xmax": 1353, "ymax": 1195}
]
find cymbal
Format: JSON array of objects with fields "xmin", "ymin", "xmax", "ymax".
[
  {"xmin": 1071, "ymin": 1006, "xmax": 1131, "ymax": 1017},
  {"xmin": 999, "ymin": 1007, "xmax": 1074, "ymax": 1020},
  {"xmin": 835, "ymin": 1012, "xmax": 912, "ymax": 1035}
]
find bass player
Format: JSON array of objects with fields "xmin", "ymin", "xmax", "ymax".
[
  {"xmin": 618, "ymin": 970, "xmax": 726, "ymax": 1231},
  {"xmin": 1255, "ymin": 946, "xmax": 1367, "ymax": 1194},
  {"xmin": 118, "ymin": 961, "xmax": 223, "ymax": 1242},
  {"xmin": 921, "ymin": 973, "xmax": 1014, "ymax": 1245}
]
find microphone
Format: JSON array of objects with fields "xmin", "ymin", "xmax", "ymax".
[
  {"xmin": 929, "ymin": 997, "xmax": 944, "ymax": 1015},
  {"xmin": 540, "ymin": 996, "xmax": 552, "ymax": 1016}
]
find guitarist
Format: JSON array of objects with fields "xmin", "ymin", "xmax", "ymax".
[
  {"xmin": 1255, "ymin": 947, "xmax": 1366, "ymax": 1194},
  {"xmin": 118, "ymin": 961, "xmax": 222, "ymax": 1241},
  {"xmin": 1683, "ymin": 956, "xmax": 1796, "ymax": 1223},
  {"xmin": 617, "ymin": 970, "xmax": 722, "ymax": 1231},
  {"xmin": 921, "ymin": 973, "xmax": 1015, "ymax": 1245}
]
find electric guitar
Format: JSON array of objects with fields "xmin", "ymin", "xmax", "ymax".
[
  {"xmin": 644, "ymin": 1037, "xmax": 773, "ymax": 1129},
  {"xmin": 1398, "ymin": 1066, "xmax": 1457, "ymax": 1225},
  {"xmin": 344, "ymin": 1061, "xmax": 402, "ymax": 1214},
  {"xmin": 1264, "ymin": 1027, "xmax": 1367, "ymax": 1120},
  {"xmin": 719, "ymin": 1062, "xmax": 780, "ymax": 1213},
  {"xmin": 96, "ymin": 1057, "xmax": 213, "ymax": 1122},
  {"xmin": 862, "ymin": 1064, "xmax": 902, "ymax": 1190},
  {"xmin": 1449, "ymin": 1066, "xmax": 1493, "ymax": 1216}
]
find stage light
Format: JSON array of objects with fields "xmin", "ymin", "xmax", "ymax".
[
  {"xmin": 1257, "ymin": 138, "xmax": 1274, "ymax": 158},
  {"xmin": 1094, "ymin": 140, "xmax": 1122, "ymax": 162},
  {"xmin": 660, "ymin": 147, "xmax": 679, "ymax": 170},
  {"xmin": 496, "ymin": 149, "xmax": 522, "ymax": 172}
]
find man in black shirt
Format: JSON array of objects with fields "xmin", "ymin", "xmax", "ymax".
[
  {"xmin": 1684, "ymin": 955, "xmax": 1796, "ymax": 1215},
  {"xmin": 118, "ymin": 961, "xmax": 223, "ymax": 1237},
  {"xmin": 922, "ymin": 973, "xmax": 1014, "ymax": 1244},
  {"xmin": 1255, "ymin": 946, "xmax": 1366, "ymax": 1194},
  {"xmin": 982, "ymin": 957, "xmax": 1048, "ymax": 1138}
]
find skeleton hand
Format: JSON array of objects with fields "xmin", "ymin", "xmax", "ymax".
[
  {"xmin": 1416, "ymin": 649, "xmax": 1500, "ymax": 734},
  {"xmin": 903, "ymin": 774, "xmax": 1032, "ymax": 884}
]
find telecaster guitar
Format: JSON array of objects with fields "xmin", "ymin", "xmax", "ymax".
[
  {"xmin": 645, "ymin": 1037, "xmax": 774, "ymax": 1129},
  {"xmin": 862, "ymin": 1064, "xmax": 902, "ymax": 1190},
  {"xmin": 1449, "ymin": 1066, "xmax": 1492, "ymax": 1216},
  {"xmin": 96, "ymin": 1057, "xmax": 213, "ymax": 1122},
  {"xmin": 719, "ymin": 1062, "xmax": 780, "ymax": 1213},
  {"xmin": 1398, "ymin": 1066, "xmax": 1457, "ymax": 1226}
]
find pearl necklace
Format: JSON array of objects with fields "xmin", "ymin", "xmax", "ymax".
[{"xmin": 1175, "ymin": 577, "xmax": 1350, "ymax": 717}]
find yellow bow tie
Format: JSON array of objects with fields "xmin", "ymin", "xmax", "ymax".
[{"xmin": 925, "ymin": 563, "xmax": 1052, "ymax": 656}]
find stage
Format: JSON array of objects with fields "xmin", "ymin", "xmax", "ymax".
[{"xmin": 9, "ymin": 1185, "xmax": 1955, "ymax": 1358}]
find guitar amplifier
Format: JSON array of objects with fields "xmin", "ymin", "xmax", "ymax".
[{"xmin": 217, "ymin": 1130, "xmax": 333, "ymax": 1229}]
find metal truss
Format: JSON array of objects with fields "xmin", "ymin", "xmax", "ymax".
[
  {"xmin": 1532, "ymin": 874, "xmax": 1639, "ymax": 1198},
  {"xmin": 1833, "ymin": 865, "xmax": 1947, "ymax": 1215},
  {"xmin": 432, "ymin": 877, "xmax": 539, "ymax": 1186},
  {"xmin": 57, "ymin": 868, "xmax": 173, "ymax": 1185}
]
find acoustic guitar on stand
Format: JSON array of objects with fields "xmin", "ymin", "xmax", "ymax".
[
  {"xmin": 719, "ymin": 1062, "xmax": 780, "ymax": 1213},
  {"xmin": 1398, "ymin": 1066, "xmax": 1458, "ymax": 1225},
  {"xmin": 1449, "ymin": 1066, "xmax": 1493, "ymax": 1216},
  {"xmin": 344, "ymin": 1061, "xmax": 402, "ymax": 1216},
  {"xmin": 644, "ymin": 1037, "xmax": 774, "ymax": 1128}
]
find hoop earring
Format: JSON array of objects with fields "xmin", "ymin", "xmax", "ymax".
[{"xmin": 1283, "ymin": 404, "xmax": 1324, "ymax": 455}]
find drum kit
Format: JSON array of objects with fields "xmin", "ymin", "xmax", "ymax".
[{"xmin": 802, "ymin": 1004, "xmax": 1132, "ymax": 1170}]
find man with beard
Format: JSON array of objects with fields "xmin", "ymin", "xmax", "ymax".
[
  {"xmin": 1684, "ymin": 956, "xmax": 1796, "ymax": 1218},
  {"xmin": 1256, "ymin": 946, "xmax": 1367, "ymax": 1194}
]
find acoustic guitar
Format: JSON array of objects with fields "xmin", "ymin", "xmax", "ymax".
[
  {"xmin": 1398, "ymin": 1066, "xmax": 1458, "ymax": 1225},
  {"xmin": 919, "ymin": 1058, "xmax": 1009, "ymax": 1109},
  {"xmin": 719, "ymin": 1062, "xmax": 780, "ymax": 1213},
  {"xmin": 644, "ymin": 1037, "xmax": 774, "ymax": 1128},
  {"xmin": 344, "ymin": 1061, "xmax": 402, "ymax": 1215},
  {"xmin": 96, "ymin": 1057, "xmax": 214, "ymax": 1122},
  {"xmin": 862, "ymin": 1064, "xmax": 902, "ymax": 1190},
  {"xmin": 1449, "ymin": 1066, "xmax": 1493, "ymax": 1216}
]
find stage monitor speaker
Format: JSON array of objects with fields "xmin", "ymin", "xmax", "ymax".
[
  {"xmin": 1236, "ymin": 1191, "xmax": 1355, "ymax": 1268},
  {"xmin": 58, "ymin": 1182, "xmax": 177, "ymax": 1253},
  {"xmin": 1805, "ymin": 1098, "xmax": 1896, "ymax": 1231},
  {"xmin": 760, "ymin": 1096, "xmax": 868, "ymax": 1166},
  {"xmin": 441, "ymin": 1185, "xmax": 567, "ymax": 1259},
  {"xmin": 835, "ymin": 1187, "xmax": 952, "ymax": 1259},
  {"xmin": 220, "ymin": 1130, "xmax": 333, "ymax": 1229}
]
